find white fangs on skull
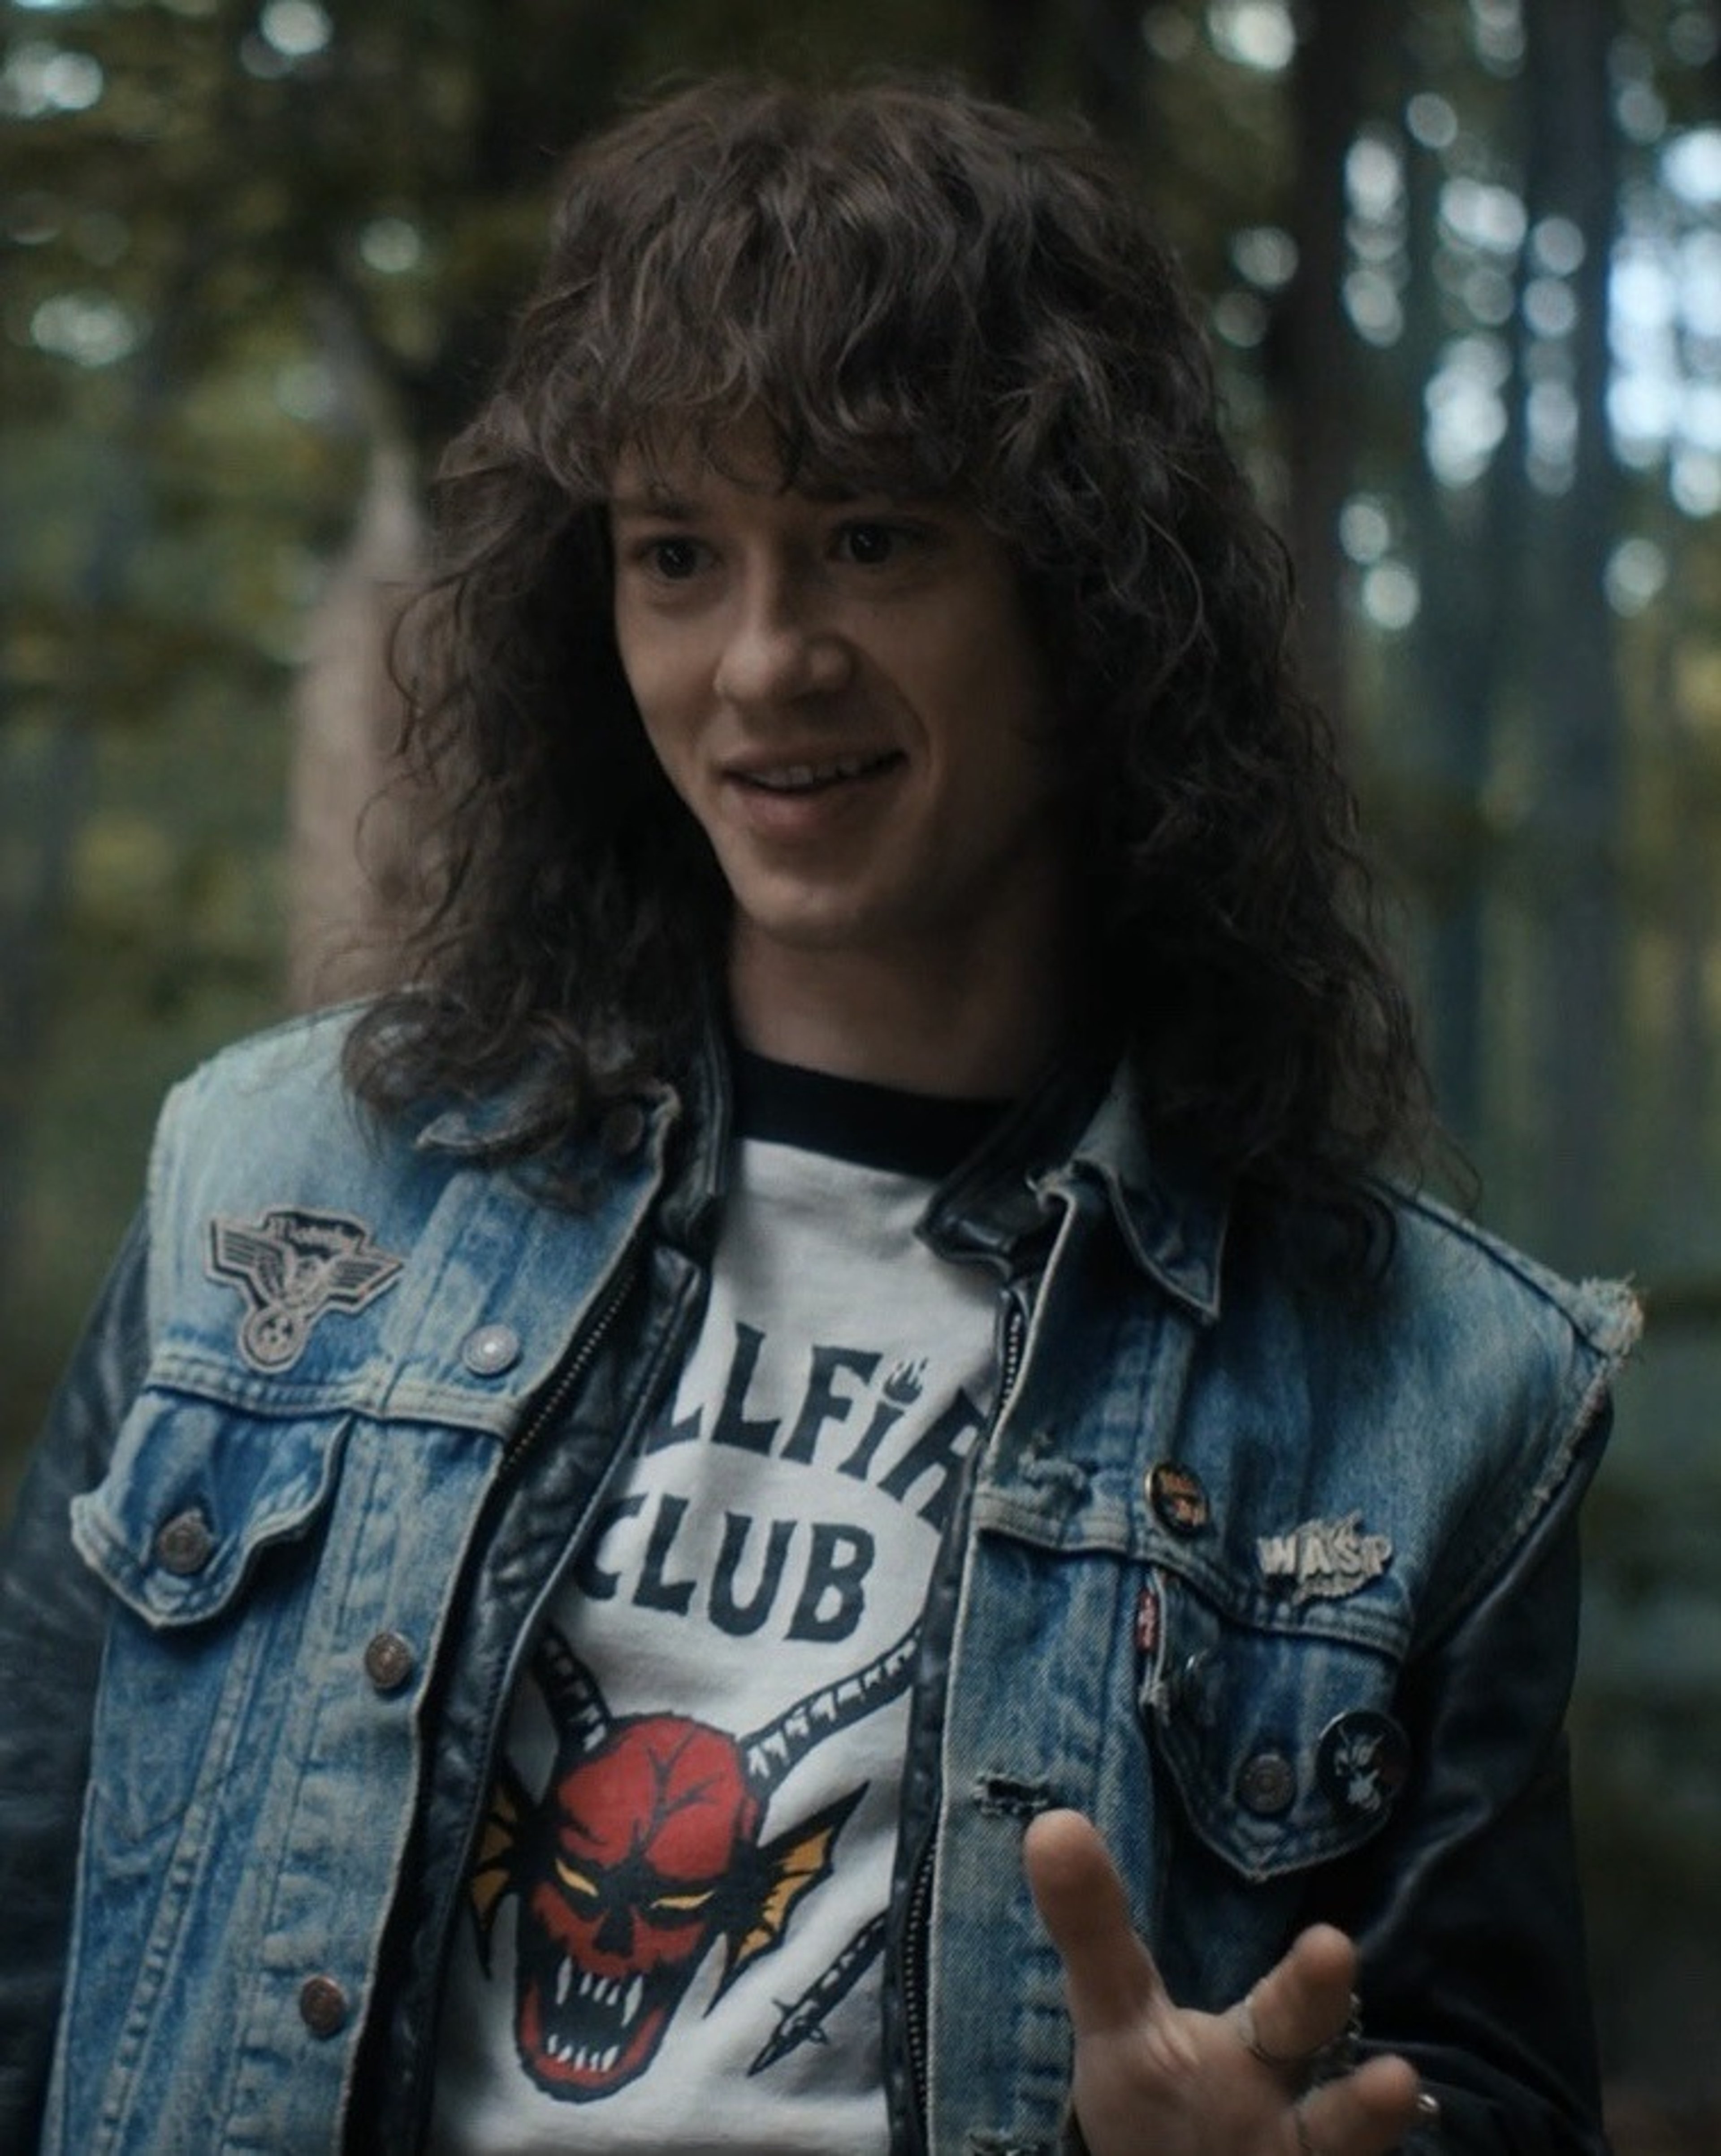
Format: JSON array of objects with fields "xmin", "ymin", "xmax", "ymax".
[{"xmin": 547, "ymin": 1960, "xmax": 650, "ymax": 2061}]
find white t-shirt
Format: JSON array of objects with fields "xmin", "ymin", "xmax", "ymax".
[{"xmin": 430, "ymin": 1061, "xmax": 1004, "ymax": 2153}]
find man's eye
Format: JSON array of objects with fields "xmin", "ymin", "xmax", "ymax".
[
  {"xmin": 642, "ymin": 537, "xmax": 703, "ymax": 580},
  {"xmin": 836, "ymin": 521, "xmax": 904, "ymax": 567}
]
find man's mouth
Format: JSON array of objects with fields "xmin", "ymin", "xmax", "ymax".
[{"xmin": 732, "ymin": 750, "xmax": 902, "ymax": 795}]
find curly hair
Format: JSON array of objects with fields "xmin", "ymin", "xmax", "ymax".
[{"xmin": 346, "ymin": 74, "xmax": 1427, "ymax": 1217}]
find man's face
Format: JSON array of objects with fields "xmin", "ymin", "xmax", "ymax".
[{"xmin": 608, "ymin": 428, "xmax": 1067, "ymax": 1011}]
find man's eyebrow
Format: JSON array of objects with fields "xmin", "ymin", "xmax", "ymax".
[
  {"xmin": 608, "ymin": 479, "xmax": 921, "ymax": 517},
  {"xmin": 608, "ymin": 491, "xmax": 699, "ymax": 520}
]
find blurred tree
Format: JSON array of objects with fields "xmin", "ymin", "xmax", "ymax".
[
  {"xmin": 1521, "ymin": 0, "xmax": 1626, "ymax": 1268},
  {"xmin": 1281, "ymin": 0, "xmax": 1378, "ymax": 727},
  {"xmin": 975, "ymin": 0, "xmax": 1047, "ymax": 100},
  {"xmin": 5, "ymin": 3, "xmax": 1717, "ymax": 1414},
  {"xmin": 285, "ymin": 440, "xmax": 424, "ymax": 1008}
]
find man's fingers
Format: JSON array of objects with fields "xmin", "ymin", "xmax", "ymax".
[
  {"xmin": 1240, "ymin": 1922, "xmax": 1359, "ymax": 2069},
  {"xmin": 1023, "ymin": 1807, "xmax": 1166, "ymax": 2036},
  {"xmin": 1294, "ymin": 2053, "xmax": 1426, "ymax": 2156},
  {"xmin": 1240, "ymin": 1935, "xmax": 1428, "ymax": 2156},
  {"xmin": 1025, "ymin": 1819, "xmax": 1426, "ymax": 2153}
]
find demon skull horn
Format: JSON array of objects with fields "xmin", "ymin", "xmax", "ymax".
[
  {"xmin": 741, "ymin": 1621, "xmax": 921, "ymax": 1796},
  {"xmin": 532, "ymin": 1627, "xmax": 613, "ymax": 1756}
]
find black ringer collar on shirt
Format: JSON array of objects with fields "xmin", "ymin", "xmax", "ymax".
[{"xmin": 729, "ymin": 1048, "xmax": 1012, "ymax": 1182}]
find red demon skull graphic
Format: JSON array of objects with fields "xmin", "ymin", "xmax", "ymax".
[{"xmin": 468, "ymin": 1622, "xmax": 919, "ymax": 2101}]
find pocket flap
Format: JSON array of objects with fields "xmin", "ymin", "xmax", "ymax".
[
  {"xmin": 71, "ymin": 1384, "xmax": 347, "ymax": 1628},
  {"xmin": 1142, "ymin": 1567, "xmax": 1411, "ymax": 1883}
]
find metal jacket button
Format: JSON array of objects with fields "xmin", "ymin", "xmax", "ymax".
[
  {"xmin": 154, "ymin": 1509, "xmax": 214, "ymax": 1576},
  {"xmin": 461, "ymin": 1323, "xmax": 520, "ymax": 1377},
  {"xmin": 1170, "ymin": 1649, "xmax": 1219, "ymax": 1729},
  {"xmin": 363, "ymin": 1631, "xmax": 416, "ymax": 1694},
  {"xmin": 298, "ymin": 1975, "xmax": 348, "ymax": 2038},
  {"xmin": 1237, "ymin": 1750, "xmax": 1297, "ymax": 1815}
]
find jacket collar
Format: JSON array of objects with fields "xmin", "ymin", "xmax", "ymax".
[
  {"xmin": 412, "ymin": 1031, "xmax": 687, "ymax": 1164},
  {"xmin": 1063, "ymin": 1062, "xmax": 1228, "ymax": 1322},
  {"xmin": 921, "ymin": 1055, "xmax": 1229, "ymax": 1322},
  {"xmin": 413, "ymin": 1030, "xmax": 1228, "ymax": 1319},
  {"xmin": 415, "ymin": 1085, "xmax": 560, "ymax": 1155}
]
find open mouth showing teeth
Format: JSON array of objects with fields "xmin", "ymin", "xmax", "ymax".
[
  {"xmin": 521, "ymin": 1959, "xmax": 663, "ymax": 2098},
  {"xmin": 737, "ymin": 751, "xmax": 900, "ymax": 794}
]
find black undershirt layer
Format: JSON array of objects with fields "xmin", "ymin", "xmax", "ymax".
[{"xmin": 730, "ymin": 1048, "xmax": 1012, "ymax": 1182}]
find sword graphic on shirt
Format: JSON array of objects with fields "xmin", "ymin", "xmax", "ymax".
[
  {"xmin": 751, "ymin": 1910, "xmax": 889, "ymax": 2074},
  {"xmin": 467, "ymin": 1621, "xmax": 919, "ymax": 2100}
]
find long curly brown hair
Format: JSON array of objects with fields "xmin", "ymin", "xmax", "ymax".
[{"xmin": 346, "ymin": 74, "xmax": 1427, "ymax": 1217}]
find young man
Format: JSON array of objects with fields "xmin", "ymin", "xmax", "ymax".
[{"xmin": 0, "ymin": 77, "xmax": 1635, "ymax": 2156}]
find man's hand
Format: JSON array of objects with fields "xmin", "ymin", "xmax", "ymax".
[{"xmin": 1024, "ymin": 1809, "xmax": 1428, "ymax": 2156}]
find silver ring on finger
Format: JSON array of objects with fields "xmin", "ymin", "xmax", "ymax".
[
  {"xmin": 1305, "ymin": 1992, "xmax": 1362, "ymax": 2087},
  {"xmin": 1234, "ymin": 1991, "xmax": 1321, "ymax": 2081}
]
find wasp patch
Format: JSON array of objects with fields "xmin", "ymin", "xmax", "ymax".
[
  {"xmin": 1255, "ymin": 1511, "xmax": 1392, "ymax": 1604},
  {"xmin": 206, "ymin": 1206, "xmax": 404, "ymax": 1371}
]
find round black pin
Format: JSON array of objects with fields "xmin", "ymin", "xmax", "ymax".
[{"xmin": 1317, "ymin": 1710, "xmax": 1410, "ymax": 1820}]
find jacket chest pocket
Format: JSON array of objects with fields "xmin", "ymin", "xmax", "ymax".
[
  {"xmin": 1138, "ymin": 1564, "xmax": 1412, "ymax": 1884},
  {"xmin": 71, "ymin": 1386, "xmax": 351, "ymax": 1848}
]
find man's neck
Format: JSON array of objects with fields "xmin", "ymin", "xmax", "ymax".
[{"xmin": 726, "ymin": 925, "xmax": 1075, "ymax": 1100}]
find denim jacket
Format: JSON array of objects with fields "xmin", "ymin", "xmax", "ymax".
[{"xmin": 0, "ymin": 1008, "xmax": 1638, "ymax": 2155}]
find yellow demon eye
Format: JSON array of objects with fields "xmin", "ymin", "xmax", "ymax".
[
  {"xmin": 649, "ymin": 1890, "xmax": 715, "ymax": 1918},
  {"xmin": 553, "ymin": 1857, "xmax": 598, "ymax": 1901}
]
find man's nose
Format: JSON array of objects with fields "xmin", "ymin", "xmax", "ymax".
[{"xmin": 713, "ymin": 574, "xmax": 850, "ymax": 706}]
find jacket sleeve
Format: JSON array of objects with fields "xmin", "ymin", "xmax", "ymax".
[
  {"xmin": 1315, "ymin": 1398, "xmax": 1614, "ymax": 2155},
  {"xmin": 0, "ymin": 1215, "xmax": 151, "ymax": 2152}
]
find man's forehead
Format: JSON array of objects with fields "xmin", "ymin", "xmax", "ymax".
[
  {"xmin": 607, "ymin": 420, "xmax": 934, "ymax": 512},
  {"xmin": 607, "ymin": 472, "xmax": 886, "ymax": 514}
]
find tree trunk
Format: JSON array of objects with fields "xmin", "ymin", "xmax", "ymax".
[
  {"xmin": 1282, "ymin": 0, "xmax": 1378, "ymax": 734},
  {"xmin": 0, "ymin": 237, "xmax": 211, "ymax": 1320},
  {"xmin": 1394, "ymin": 26, "xmax": 1532, "ymax": 1160},
  {"xmin": 1073, "ymin": 0, "xmax": 1151, "ymax": 143},
  {"xmin": 973, "ymin": 0, "xmax": 1046, "ymax": 102},
  {"xmin": 1520, "ymin": 0, "xmax": 1625, "ymax": 1268},
  {"xmin": 285, "ymin": 443, "xmax": 427, "ymax": 1010}
]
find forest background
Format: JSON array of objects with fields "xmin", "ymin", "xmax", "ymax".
[{"xmin": 3, "ymin": 0, "xmax": 1719, "ymax": 2140}]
